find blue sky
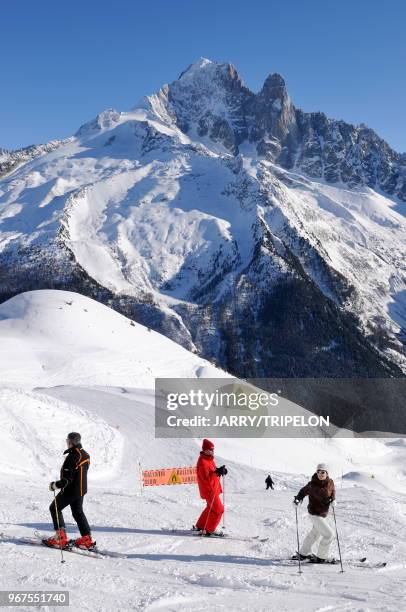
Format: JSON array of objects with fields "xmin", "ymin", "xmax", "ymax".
[{"xmin": 1, "ymin": 0, "xmax": 405, "ymax": 151}]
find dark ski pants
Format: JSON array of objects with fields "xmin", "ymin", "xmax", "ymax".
[
  {"xmin": 266, "ymin": 484, "xmax": 274, "ymax": 490},
  {"xmin": 50, "ymin": 492, "xmax": 91, "ymax": 536}
]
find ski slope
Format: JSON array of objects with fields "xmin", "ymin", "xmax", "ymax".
[{"xmin": 0, "ymin": 290, "xmax": 406, "ymax": 611}]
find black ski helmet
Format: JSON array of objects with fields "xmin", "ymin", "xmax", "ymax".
[{"xmin": 67, "ymin": 432, "xmax": 81, "ymax": 445}]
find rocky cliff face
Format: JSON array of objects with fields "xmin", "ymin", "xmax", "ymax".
[
  {"xmin": 153, "ymin": 59, "xmax": 406, "ymax": 201},
  {"xmin": 0, "ymin": 59, "xmax": 405, "ymax": 378}
]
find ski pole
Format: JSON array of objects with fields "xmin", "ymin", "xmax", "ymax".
[
  {"xmin": 202, "ymin": 491, "xmax": 216, "ymax": 534},
  {"xmin": 332, "ymin": 505, "xmax": 344, "ymax": 573},
  {"xmin": 222, "ymin": 475, "xmax": 226, "ymax": 531},
  {"xmin": 295, "ymin": 505, "xmax": 302, "ymax": 575},
  {"xmin": 53, "ymin": 490, "xmax": 65, "ymax": 564}
]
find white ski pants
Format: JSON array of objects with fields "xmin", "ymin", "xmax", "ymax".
[{"xmin": 300, "ymin": 514, "xmax": 334, "ymax": 559}]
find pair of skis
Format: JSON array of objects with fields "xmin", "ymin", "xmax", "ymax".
[
  {"xmin": 0, "ymin": 532, "xmax": 122, "ymax": 560},
  {"xmin": 288, "ymin": 554, "xmax": 386, "ymax": 570},
  {"xmin": 163, "ymin": 528, "xmax": 268, "ymax": 543}
]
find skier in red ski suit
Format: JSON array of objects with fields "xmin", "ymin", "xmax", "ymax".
[{"xmin": 194, "ymin": 439, "xmax": 227, "ymax": 535}]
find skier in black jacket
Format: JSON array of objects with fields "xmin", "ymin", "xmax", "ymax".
[
  {"xmin": 43, "ymin": 432, "xmax": 94, "ymax": 550},
  {"xmin": 265, "ymin": 474, "xmax": 274, "ymax": 490}
]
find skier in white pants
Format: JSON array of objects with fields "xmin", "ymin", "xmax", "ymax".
[{"xmin": 293, "ymin": 463, "xmax": 336, "ymax": 563}]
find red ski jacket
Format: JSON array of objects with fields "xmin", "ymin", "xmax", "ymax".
[{"xmin": 196, "ymin": 452, "xmax": 222, "ymax": 500}]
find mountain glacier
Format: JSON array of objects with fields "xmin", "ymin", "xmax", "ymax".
[{"xmin": 0, "ymin": 58, "xmax": 405, "ymax": 377}]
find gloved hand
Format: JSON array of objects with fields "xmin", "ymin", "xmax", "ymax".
[
  {"xmin": 215, "ymin": 465, "xmax": 228, "ymax": 477},
  {"xmin": 49, "ymin": 481, "xmax": 57, "ymax": 491},
  {"xmin": 293, "ymin": 496, "xmax": 301, "ymax": 506}
]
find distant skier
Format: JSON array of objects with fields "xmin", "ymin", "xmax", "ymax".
[
  {"xmin": 293, "ymin": 463, "xmax": 336, "ymax": 563},
  {"xmin": 265, "ymin": 474, "xmax": 274, "ymax": 490},
  {"xmin": 43, "ymin": 432, "xmax": 95, "ymax": 550},
  {"xmin": 193, "ymin": 439, "xmax": 227, "ymax": 536}
]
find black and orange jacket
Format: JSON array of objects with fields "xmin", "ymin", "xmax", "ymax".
[{"xmin": 56, "ymin": 444, "xmax": 90, "ymax": 497}]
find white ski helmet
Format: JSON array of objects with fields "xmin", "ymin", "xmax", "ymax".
[{"xmin": 316, "ymin": 463, "xmax": 329, "ymax": 472}]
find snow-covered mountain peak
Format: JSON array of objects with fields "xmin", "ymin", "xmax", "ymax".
[
  {"xmin": 146, "ymin": 58, "xmax": 249, "ymax": 154},
  {"xmin": 75, "ymin": 108, "xmax": 122, "ymax": 137},
  {"xmin": 178, "ymin": 57, "xmax": 215, "ymax": 79},
  {"xmin": 177, "ymin": 57, "xmax": 243, "ymax": 86},
  {"xmin": 1, "ymin": 59, "xmax": 406, "ymax": 381}
]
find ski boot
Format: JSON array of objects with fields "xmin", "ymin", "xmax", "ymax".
[
  {"xmin": 202, "ymin": 530, "xmax": 224, "ymax": 537},
  {"xmin": 192, "ymin": 525, "xmax": 202, "ymax": 532},
  {"xmin": 309, "ymin": 556, "xmax": 337, "ymax": 564},
  {"xmin": 42, "ymin": 529, "xmax": 68, "ymax": 548},
  {"xmin": 72, "ymin": 534, "xmax": 96, "ymax": 550},
  {"xmin": 291, "ymin": 552, "xmax": 313, "ymax": 561}
]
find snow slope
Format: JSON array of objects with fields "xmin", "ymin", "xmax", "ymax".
[
  {"xmin": 0, "ymin": 289, "xmax": 224, "ymax": 387},
  {"xmin": 0, "ymin": 388, "xmax": 122, "ymax": 479},
  {"xmin": 1, "ymin": 290, "xmax": 406, "ymax": 611}
]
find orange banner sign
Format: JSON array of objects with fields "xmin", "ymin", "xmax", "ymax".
[{"xmin": 142, "ymin": 466, "xmax": 197, "ymax": 487}]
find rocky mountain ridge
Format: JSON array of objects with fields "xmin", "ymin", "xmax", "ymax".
[{"xmin": 0, "ymin": 59, "xmax": 405, "ymax": 378}]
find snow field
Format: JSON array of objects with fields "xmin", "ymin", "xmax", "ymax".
[{"xmin": 0, "ymin": 290, "xmax": 225, "ymax": 388}]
